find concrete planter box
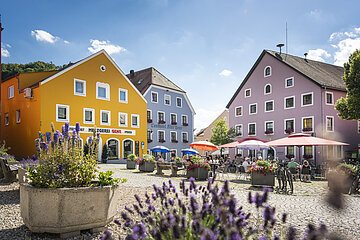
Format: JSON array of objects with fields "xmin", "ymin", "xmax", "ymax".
[
  {"xmin": 126, "ymin": 161, "xmax": 136, "ymax": 169},
  {"xmin": 187, "ymin": 168, "xmax": 209, "ymax": 181},
  {"xmin": 327, "ymin": 171, "xmax": 353, "ymax": 194},
  {"xmin": 20, "ymin": 184, "xmax": 119, "ymax": 237},
  {"xmin": 139, "ymin": 162, "xmax": 155, "ymax": 172},
  {"xmin": 251, "ymin": 172, "xmax": 275, "ymax": 187}
]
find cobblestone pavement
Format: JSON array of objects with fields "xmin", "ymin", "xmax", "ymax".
[{"xmin": 1, "ymin": 164, "xmax": 359, "ymax": 239}]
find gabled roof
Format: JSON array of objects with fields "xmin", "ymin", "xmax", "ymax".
[
  {"xmin": 226, "ymin": 50, "xmax": 345, "ymax": 108},
  {"xmin": 127, "ymin": 67, "xmax": 185, "ymax": 94}
]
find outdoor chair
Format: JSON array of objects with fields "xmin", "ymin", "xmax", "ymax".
[
  {"xmin": 215, "ymin": 163, "xmax": 230, "ymax": 180},
  {"xmin": 288, "ymin": 167, "xmax": 299, "ymax": 181},
  {"xmin": 237, "ymin": 165, "xmax": 248, "ymax": 180}
]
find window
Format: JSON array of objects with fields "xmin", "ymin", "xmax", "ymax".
[
  {"xmin": 147, "ymin": 130, "xmax": 153, "ymax": 142},
  {"xmin": 8, "ymin": 85, "xmax": 14, "ymax": 99},
  {"xmin": 83, "ymin": 108, "xmax": 95, "ymax": 124},
  {"xmin": 303, "ymin": 146, "xmax": 313, "ymax": 158},
  {"xmin": 302, "ymin": 116, "xmax": 313, "ymax": 132},
  {"xmin": 265, "ymin": 121, "xmax": 274, "ymax": 134},
  {"xmin": 301, "ymin": 92, "xmax": 313, "ymax": 107},
  {"xmin": 182, "ymin": 132, "xmax": 189, "ymax": 143},
  {"xmin": 164, "ymin": 94, "xmax": 171, "ymax": 105},
  {"xmin": 158, "ymin": 112, "xmax": 165, "ymax": 124},
  {"xmin": 249, "ymin": 103, "xmax": 257, "ymax": 115},
  {"xmin": 284, "ymin": 118, "xmax": 295, "ymax": 134},
  {"xmin": 170, "ymin": 113, "xmax": 177, "ymax": 125},
  {"xmin": 151, "ymin": 91, "xmax": 158, "ymax": 103},
  {"xmin": 235, "ymin": 124, "xmax": 243, "ymax": 136},
  {"xmin": 264, "ymin": 84, "xmax": 272, "ymax": 94},
  {"xmin": 100, "ymin": 110, "xmax": 111, "ymax": 125},
  {"xmin": 265, "ymin": 100, "xmax": 274, "ymax": 112},
  {"xmin": 182, "ymin": 115, "xmax": 188, "ymax": 126},
  {"xmin": 284, "ymin": 96, "xmax": 295, "ymax": 109},
  {"xmin": 119, "ymin": 112, "xmax": 128, "ymax": 127},
  {"xmin": 286, "ymin": 146, "xmax": 295, "ymax": 157},
  {"xmin": 56, "ymin": 104, "xmax": 70, "ymax": 122},
  {"xmin": 248, "ymin": 123, "xmax": 256, "ymax": 136},
  {"xmin": 235, "ymin": 106, "xmax": 242, "ymax": 117},
  {"xmin": 16, "ymin": 110, "xmax": 21, "ymax": 123},
  {"xmin": 131, "ymin": 114, "xmax": 140, "ymax": 128},
  {"xmin": 170, "ymin": 131, "xmax": 178, "ymax": 143},
  {"xmin": 119, "ymin": 88, "xmax": 128, "ymax": 103},
  {"xmin": 147, "ymin": 110, "xmax": 152, "ymax": 123},
  {"xmin": 264, "ymin": 66, "xmax": 271, "ymax": 77},
  {"xmin": 245, "ymin": 88, "xmax": 251, "ymax": 98},
  {"xmin": 96, "ymin": 82, "xmax": 110, "ymax": 100},
  {"xmin": 4, "ymin": 113, "xmax": 9, "ymax": 126},
  {"xmin": 176, "ymin": 97, "xmax": 182, "ymax": 107},
  {"xmin": 74, "ymin": 79, "xmax": 86, "ymax": 96},
  {"xmin": 326, "ymin": 92, "xmax": 334, "ymax": 105},
  {"xmin": 158, "ymin": 130, "xmax": 165, "ymax": 143},
  {"xmin": 285, "ymin": 77, "xmax": 294, "ymax": 88},
  {"xmin": 326, "ymin": 116, "xmax": 334, "ymax": 132}
]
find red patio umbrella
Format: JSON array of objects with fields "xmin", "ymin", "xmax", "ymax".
[
  {"xmin": 219, "ymin": 141, "xmax": 240, "ymax": 148},
  {"xmin": 190, "ymin": 140, "xmax": 219, "ymax": 151},
  {"xmin": 267, "ymin": 133, "xmax": 349, "ymax": 147}
]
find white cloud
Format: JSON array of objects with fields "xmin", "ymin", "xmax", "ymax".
[
  {"xmin": 307, "ymin": 49, "xmax": 331, "ymax": 62},
  {"xmin": 63, "ymin": 40, "xmax": 70, "ymax": 44},
  {"xmin": 194, "ymin": 108, "xmax": 224, "ymax": 133},
  {"xmin": 219, "ymin": 69, "xmax": 233, "ymax": 77},
  {"xmin": 88, "ymin": 39, "xmax": 126, "ymax": 55},
  {"xmin": 1, "ymin": 47, "xmax": 10, "ymax": 57},
  {"xmin": 309, "ymin": 9, "xmax": 322, "ymax": 19},
  {"xmin": 31, "ymin": 30, "xmax": 59, "ymax": 44}
]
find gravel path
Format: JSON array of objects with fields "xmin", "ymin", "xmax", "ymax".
[{"xmin": 1, "ymin": 164, "xmax": 359, "ymax": 239}]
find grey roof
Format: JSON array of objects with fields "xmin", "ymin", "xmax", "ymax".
[{"xmin": 127, "ymin": 67, "xmax": 185, "ymax": 94}]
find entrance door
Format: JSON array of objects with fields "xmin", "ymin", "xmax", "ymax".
[
  {"xmin": 267, "ymin": 148, "xmax": 275, "ymax": 160},
  {"xmin": 107, "ymin": 139, "xmax": 119, "ymax": 159},
  {"xmin": 123, "ymin": 139, "xmax": 133, "ymax": 159}
]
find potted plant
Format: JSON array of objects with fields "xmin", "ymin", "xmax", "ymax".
[
  {"xmin": 186, "ymin": 156, "xmax": 210, "ymax": 180},
  {"xmin": 328, "ymin": 163, "xmax": 357, "ymax": 194},
  {"xmin": 137, "ymin": 154, "xmax": 155, "ymax": 172},
  {"xmin": 249, "ymin": 160, "xmax": 276, "ymax": 187},
  {"xmin": 285, "ymin": 154, "xmax": 295, "ymax": 160},
  {"xmin": 175, "ymin": 156, "xmax": 183, "ymax": 167},
  {"xmin": 20, "ymin": 123, "xmax": 125, "ymax": 238},
  {"xmin": 303, "ymin": 154, "xmax": 313, "ymax": 160},
  {"xmin": 126, "ymin": 153, "xmax": 137, "ymax": 169},
  {"xmin": 18, "ymin": 156, "xmax": 38, "ymax": 184},
  {"xmin": 284, "ymin": 128, "xmax": 294, "ymax": 134},
  {"xmin": 264, "ymin": 130, "xmax": 273, "ymax": 135}
]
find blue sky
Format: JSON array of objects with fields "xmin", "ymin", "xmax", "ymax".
[{"xmin": 1, "ymin": 0, "xmax": 360, "ymax": 132}]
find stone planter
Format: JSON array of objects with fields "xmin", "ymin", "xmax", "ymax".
[
  {"xmin": 187, "ymin": 168, "xmax": 209, "ymax": 181},
  {"xmin": 139, "ymin": 162, "xmax": 155, "ymax": 172},
  {"xmin": 251, "ymin": 172, "xmax": 275, "ymax": 187},
  {"xmin": 20, "ymin": 184, "xmax": 119, "ymax": 238},
  {"xmin": 327, "ymin": 171, "xmax": 353, "ymax": 194},
  {"xmin": 126, "ymin": 161, "xmax": 136, "ymax": 169}
]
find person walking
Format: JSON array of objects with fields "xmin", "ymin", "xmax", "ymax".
[{"xmin": 301, "ymin": 160, "xmax": 311, "ymax": 182}]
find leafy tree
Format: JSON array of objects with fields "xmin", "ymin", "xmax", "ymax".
[
  {"xmin": 335, "ymin": 49, "xmax": 360, "ymax": 120},
  {"xmin": 210, "ymin": 119, "xmax": 232, "ymax": 145}
]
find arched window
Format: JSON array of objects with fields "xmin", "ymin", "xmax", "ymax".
[
  {"xmin": 264, "ymin": 84, "xmax": 272, "ymax": 95},
  {"xmin": 123, "ymin": 139, "xmax": 134, "ymax": 159},
  {"xmin": 107, "ymin": 138, "xmax": 120, "ymax": 159},
  {"xmin": 264, "ymin": 66, "xmax": 271, "ymax": 77}
]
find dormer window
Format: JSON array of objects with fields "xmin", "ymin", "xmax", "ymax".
[{"xmin": 264, "ymin": 66, "xmax": 272, "ymax": 77}]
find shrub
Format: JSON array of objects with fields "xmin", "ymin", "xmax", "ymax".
[
  {"xmin": 98, "ymin": 170, "xmax": 126, "ymax": 186},
  {"xmin": 137, "ymin": 154, "xmax": 155, "ymax": 165},
  {"xmin": 101, "ymin": 144, "xmax": 109, "ymax": 163},
  {"xmin": 336, "ymin": 163, "xmax": 358, "ymax": 176},
  {"xmin": 127, "ymin": 154, "xmax": 137, "ymax": 162}
]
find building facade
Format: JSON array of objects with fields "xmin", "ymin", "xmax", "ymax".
[
  {"xmin": 128, "ymin": 68, "xmax": 195, "ymax": 158},
  {"xmin": 1, "ymin": 50, "xmax": 147, "ymax": 160},
  {"xmin": 226, "ymin": 50, "xmax": 360, "ymax": 165}
]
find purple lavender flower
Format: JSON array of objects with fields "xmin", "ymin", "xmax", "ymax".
[
  {"xmin": 132, "ymin": 222, "xmax": 147, "ymax": 239},
  {"xmin": 88, "ymin": 136, "xmax": 93, "ymax": 144},
  {"xmin": 100, "ymin": 229, "xmax": 112, "ymax": 240},
  {"xmin": 75, "ymin": 122, "xmax": 80, "ymax": 133},
  {"xmin": 45, "ymin": 132, "xmax": 51, "ymax": 143},
  {"xmin": 40, "ymin": 142, "xmax": 48, "ymax": 151},
  {"xmin": 201, "ymin": 228, "xmax": 216, "ymax": 240},
  {"xmin": 53, "ymin": 132, "xmax": 59, "ymax": 143}
]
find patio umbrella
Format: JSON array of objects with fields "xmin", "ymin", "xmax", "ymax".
[
  {"xmin": 266, "ymin": 133, "xmax": 349, "ymax": 147},
  {"xmin": 181, "ymin": 148, "xmax": 199, "ymax": 155},
  {"xmin": 237, "ymin": 139, "xmax": 269, "ymax": 150},
  {"xmin": 219, "ymin": 141, "xmax": 241, "ymax": 148},
  {"xmin": 190, "ymin": 140, "xmax": 219, "ymax": 151},
  {"xmin": 150, "ymin": 146, "xmax": 171, "ymax": 153}
]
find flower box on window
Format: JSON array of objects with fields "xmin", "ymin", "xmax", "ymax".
[
  {"xmin": 159, "ymin": 139, "xmax": 166, "ymax": 143},
  {"xmin": 158, "ymin": 120, "xmax": 166, "ymax": 124},
  {"xmin": 285, "ymin": 128, "xmax": 294, "ymax": 134},
  {"xmin": 264, "ymin": 130, "xmax": 273, "ymax": 135},
  {"xmin": 285, "ymin": 154, "xmax": 295, "ymax": 159},
  {"xmin": 171, "ymin": 140, "xmax": 178, "ymax": 143},
  {"xmin": 147, "ymin": 119, "xmax": 153, "ymax": 123},
  {"xmin": 171, "ymin": 122, "xmax": 177, "ymax": 125},
  {"xmin": 147, "ymin": 139, "xmax": 153, "ymax": 143},
  {"xmin": 248, "ymin": 132, "xmax": 255, "ymax": 135},
  {"xmin": 302, "ymin": 127, "xmax": 313, "ymax": 132},
  {"xmin": 183, "ymin": 140, "xmax": 189, "ymax": 143},
  {"xmin": 182, "ymin": 123, "xmax": 188, "ymax": 126},
  {"xmin": 303, "ymin": 154, "xmax": 313, "ymax": 159}
]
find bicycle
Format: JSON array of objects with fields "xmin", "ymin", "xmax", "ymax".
[
  {"xmin": 275, "ymin": 160, "xmax": 294, "ymax": 195},
  {"xmin": 348, "ymin": 162, "xmax": 360, "ymax": 195}
]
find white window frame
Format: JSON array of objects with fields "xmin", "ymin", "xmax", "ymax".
[
  {"xmin": 244, "ymin": 88, "xmax": 251, "ymax": 98},
  {"xmin": 182, "ymin": 114, "xmax": 188, "ymax": 125},
  {"xmin": 302, "ymin": 116, "xmax": 314, "ymax": 132},
  {"xmin": 100, "ymin": 110, "xmax": 111, "ymax": 126},
  {"xmin": 248, "ymin": 122, "xmax": 256, "ymax": 136},
  {"xmin": 264, "ymin": 121, "xmax": 274, "ymax": 135},
  {"xmin": 8, "ymin": 85, "xmax": 14, "ymax": 99},
  {"xmin": 96, "ymin": 82, "xmax": 110, "ymax": 101},
  {"xmin": 284, "ymin": 118, "xmax": 295, "ymax": 133},
  {"xmin": 358, "ymin": 120, "xmax": 360, "ymax": 134},
  {"xmin": 264, "ymin": 66, "xmax": 272, "ymax": 77},
  {"xmin": 170, "ymin": 131, "xmax": 177, "ymax": 142},
  {"xmin": 147, "ymin": 129, "xmax": 153, "ymax": 141},
  {"xmin": 4, "ymin": 113, "xmax": 9, "ymax": 126},
  {"xmin": 182, "ymin": 132, "xmax": 188, "ymax": 142},
  {"xmin": 285, "ymin": 146, "xmax": 296, "ymax": 158},
  {"xmin": 249, "ymin": 103, "xmax": 257, "ymax": 115},
  {"xmin": 326, "ymin": 116, "xmax": 334, "ymax": 132},
  {"xmin": 170, "ymin": 113, "xmax": 177, "ymax": 124},
  {"xmin": 176, "ymin": 97, "xmax": 182, "ymax": 108},
  {"xmin": 164, "ymin": 94, "xmax": 171, "ymax": 106},
  {"xmin": 325, "ymin": 91, "xmax": 334, "ymax": 105},
  {"xmin": 83, "ymin": 108, "xmax": 95, "ymax": 124},
  {"xmin": 235, "ymin": 124, "xmax": 243, "ymax": 137},
  {"xmin": 235, "ymin": 106, "xmax": 242, "ymax": 117},
  {"xmin": 284, "ymin": 96, "xmax": 295, "ymax": 109},
  {"xmin": 158, "ymin": 111, "xmax": 165, "ymax": 123},
  {"xmin": 285, "ymin": 77, "xmax": 294, "ymax": 88},
  {"xmin": 158, "ymin": 130, "xmax": 165, "ymax": 142},
  {"xmin": 56, "ymin": 104, "xmax": 70, "ymax": 123},
  {"xmin": 16, "ymin": 110, "xmax": 21, "ymax": 124},
  {"xmin": 119, "ymin": 88, "xmax": 128, "ymax": 103},
  {"xmin": 147, "ymin": 109, "xmax": 152, "ymax": 122},
  {"xmin": 74, "ymin": 78, "xmax": 86, "ymax": 96},
  {"xmin": 264, "ymin": 84, "xmax": 272, "ymax": 95},
  {"xmin": 151, "ymin": 91, "xmax": 158, "ymax": 103},
  {"xmin": 131, "ymin": 114, "xmax": 140, "ymax": 128},
  {"xmin": 119, "ymin": 112, "xmax": 128, "ymax": 127},
  {"xmin": 264, "ymin": 100, "xmax": 274, "ymax": 113},
  {"xmin": 301, "ymin": 92, "xmax": 314, "ymax": 107}
]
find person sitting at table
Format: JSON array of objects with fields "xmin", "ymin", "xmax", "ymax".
[{"xmin": 242, "ymin": 157, "xmax": 250, "ymax": 172}]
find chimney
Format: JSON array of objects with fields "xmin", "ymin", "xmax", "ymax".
[
  {"xmin": 304, "ymin": 53, "xmax": 308, "ymax": 62},
  {"xmin": 129, "ymin": 69, "xmax": 135, "ymax": 78},
  {"xmin": 276, "ymin": 43, "xmax": 285, "ymax": 55}
]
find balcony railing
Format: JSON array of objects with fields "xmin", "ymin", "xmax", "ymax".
[{"xmin": 171, "ymin": 140, "xmax": 178, "ymax": 143}]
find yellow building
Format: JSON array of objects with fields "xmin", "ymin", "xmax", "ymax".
[{"xmin": 1, "ymin": 50, "xmax": 147, "ymax": 160}]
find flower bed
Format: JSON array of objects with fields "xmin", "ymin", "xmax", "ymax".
[{"xmin": 249, "ymin": 160, "xmax": 276, "ymax": 187}]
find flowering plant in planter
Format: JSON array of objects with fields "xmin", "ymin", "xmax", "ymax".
[
  {"xmin": 248, "ymin": 160, "xmax": 276, "ymax": 175},
  {"xmin": 186, "ymin": 156, "xmax": 210, "ymax": 171},
  {"xmin": 335, "ymin": 163, "xmax": 358, "ymax": 177},
  {"xmin": 303, "ymin": 154, "xmax": 313, "ymax": 160},
  {"xmin": 137, "ymin": 154, "xmax": 155, "ymax": 165},
  {"xmin": 285, "ymin": 154, "xmax": 295, "ymax": 159},
  {"xmin": 284, "ymin": 128, "xmax": 294, "ymax": 134},
  {"xmin": 127, "ymin": 153, "xmax": 137, "ymax": 162},
  {"xmin": 264, "ymin": 130, "xmax": 274, "ymax": 134}
]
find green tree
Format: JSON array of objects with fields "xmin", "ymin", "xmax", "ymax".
[
  {"xmin": 335, "ymin": 50, "xmax": 360, "ymax": 120},
  {"xmin": 210, "ymin": 119, "xmax": 232, "ymax": 145}
]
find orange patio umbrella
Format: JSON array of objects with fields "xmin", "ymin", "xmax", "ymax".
[{"xmin": 190, "ymin": 140, "xmax": 219, "ymax": 151}]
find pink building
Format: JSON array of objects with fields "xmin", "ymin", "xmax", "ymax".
[{"xmin": 226, "ymin": 50, "xmax": 360, "ymax": 165}]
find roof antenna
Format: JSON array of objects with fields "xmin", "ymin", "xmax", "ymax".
[
  {"xmin": 304, "ymin": 53, "xmax": 308, "ymax": 62},
  {"xmin": 276, "ymin": 43, "xmax": 284, "ymax": 55},
  {"xmin": 285, "ymin": 22, "xmax": 288, "ymax": 60}
]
